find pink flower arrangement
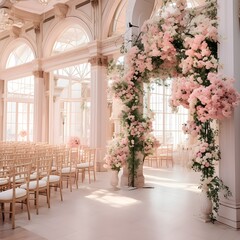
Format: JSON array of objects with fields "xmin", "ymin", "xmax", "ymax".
[
  {"xmin": 68, "ymin": 136, "xmax": 81, "ymax": 148},
  {"xmin": 180, "ymin": 35, "xmax": 218, "ymax": 75},
  {"xmin": 104, "ymin": 136, "xmax": 129, "ymax": 172},
  {"xmin": 19, "ymin": 130, "xmax": 27, "ymax": 138},
  {"xmin": 182, "ymin": 120, "xmax": 201, "ymax": 137},
  {"xmin": 143, "ymin": 134, "xmax": 160, "ymax": 157},
  {"xmin": 170, "ymin": 76, "xmax": 200, "ymax": 109},
  {"xmin": 188, "ymin": 73, "xmax": 240, "ymax": 122},
  {"xmin": 190, "ymin": 141, "xmax": 220, "ymax": 178}
]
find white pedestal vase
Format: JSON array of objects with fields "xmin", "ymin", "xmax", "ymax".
[
  {"xmin": 198, "ymin": 190, "xmax": 213, "ymax": 222},
  {"xmin": 110, "ymin": 170, "xmax": 119, "ymax": 190}
]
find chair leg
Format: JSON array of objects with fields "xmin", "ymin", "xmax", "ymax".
[
  {"xmin": 11, "ymin": 202, "xmax": 15, "ymax": 229},
  {"xmin": 69, "ymin": 175, "xmax": 72, "ymax": 192},
  {"xmin": 26, "ymin": 198, "xmax": 31, "ymax": 220},
  {"xmin": 75, "ymin": 173, "xmax": 78, "ymax": 189},
  {"xmin": 1, "ymin": 203, "xmax": 5, "ymax": 221},
  {"xmin": 36, "ymin": 191, "xmax": 39, "ymax": 215},
  {"xmin": 47, "ymin": 188, "xmax": 50, "ymax": 209},
  {"xmin": 59, "ymin": 182, "xmax": 63, "ymax": 201},
  {"xmin": 88, "ymin": 168, "xmax": 91, "ymax": 184},
  {"xmin": 9, "ymin": 203, "xmax": 12, "ymax": 218},
  {"xmin": 82, "ymin": 170, "xmax": 85, "ymax": 182}
]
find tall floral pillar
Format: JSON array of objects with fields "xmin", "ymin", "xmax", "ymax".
[
  {"xmin": 120, "ymin": 0, "xmax": 155, "ymax": 188},
  {"xmin": 217, "ymin": 0, "xmax": 240, "ymax": 229},
  {"xmin": 89, "ymin": 54, "xmax": 108, "ymax": 171}
]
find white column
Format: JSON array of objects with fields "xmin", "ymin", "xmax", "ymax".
[
  {"xmin": 48, "ymin": 72, "xmax": 54, "ymax": 144},
  {"xmin": 89, "ymin": 55, "xmax": 108, "ymax": 171},
  {"xmin": 218, "ymin": 0, "xmax": 240, "ymax": 229},
  {"xmin": 0, "ymin": 81, "xmax": 4, "ymax": 140},
  {"xmin": 33, "ymin": 71, "xmax": 45, "ymax": 142}
]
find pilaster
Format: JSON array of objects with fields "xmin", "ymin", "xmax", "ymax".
[
  {"xmin": 0, "ymin": 81, "xmax": 4, "ymax": 141},
  {"xmin": 217, "ymin": 0, "xmax": 240, "ymax": 229},
  {"xmin": 89, "ymin": 54, "xmax": 108, "ymax": 171},
  {"xmin": 33, "ymin": 70, "xmax": 48, "ymax": 143}
]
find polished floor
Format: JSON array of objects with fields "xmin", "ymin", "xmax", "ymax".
[{"xmin": 1, "ymin": 165, "xmax": 240, "ymax": 240}]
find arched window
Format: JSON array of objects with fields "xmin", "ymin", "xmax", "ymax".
[
  {"xmin": 4, "ymin": 42, "xmax": 35, "ymax": 141},
  {"xmin": 54, "ymin": 63, "xmax": 91, "ymax": 145},
  {"xmin": 109, "ymin": 0, "xmax": 127, "ymax": 36},
  {"xmin": 6, "ymin": 43, "xmax": 34, "ymax": 68},
  {"xmin": 50, "ymin": 23, "xmax": 91, "ymax": 145},
  {"xmin": 52, "ymin": 24, "xmax": 89, "ymax": 55},
  {"xmin": 152, "ymin": 0, "xmax": 206, "ymax": 16},
  {"xmin": 6, "ymin": 76, "xmax": 34, "ymax": 141}
]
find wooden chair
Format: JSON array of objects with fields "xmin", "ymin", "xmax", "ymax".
[
  {"xmin": 76, "ymin": 147, "xmax": 96, "ymax": 183},
  {"xmin": 20, "ymin": 156, "xmax": 52, "ymax": 214},
  {"xmin": 144, "ymin": 148, "xmax": 160, "ymax": 168},
  {"xmin": 0, "ymin": 159, "xmax": 11, "ymax": 192},
  {"xmin": 61, "ymin": 148, "xmax": 78, "ymax": 192},
  {"xmin": 42, "ymin": 150, "xmax": 63, "ymax": 201},
  {"xmin": 0, "ymin": 161, "xmax": 31, "ymax": 229},
  {"xmin": 159, "ymin": 144, "xmax": 174, "ymax": 167}
]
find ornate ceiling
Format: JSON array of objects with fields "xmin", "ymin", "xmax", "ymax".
[
  {"xmin": 0, "ymin": 0, "xmax": 70, "ymax": 33},
  {"xmin": 0, "ymin": 0, "xmax": 69, "ymax": 14}
]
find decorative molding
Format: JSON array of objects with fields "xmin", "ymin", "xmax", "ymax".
[
  {"xmin": 76, "ymin": 0, "xmax": 90, "ymax": 9},
  {"xmin": 33, "ymin": 70, "xmax": 43, "ymax": 78},
  {"xmin": 11, "ymin": 5, "xmax": 41, "ymax": 23},
  {"xmin": 89, "ymin": 55, "xmax": 108, "ymax": 67},
  {"xmin": 54, "ymin": 3, "xmax": 69, "ymax": 19},
  {"xmin": 41, "ymin": 36, "xmax": 122, "ymax": 72},
  {"xmin": 0, "ymin": 59, "xmax": 42, "ymax": 80},
  {"xmin": 10, "ymin": 26, "xmax": 22, "ymax": 38},
  {"xmin": 33, "ymin": 22, "xmax": 40, "ymax": 34},
  {"xmin": 90, "ymin": 0, "xmax": 98, "ymax": 7}
]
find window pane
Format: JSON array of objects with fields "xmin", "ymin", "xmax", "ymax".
[
  {"xmin": 6, "ymin": 43, "xmax": 35, "ymax": 68},
  {"xmin": 145, "ymin": 81, "xmax": 188, "ymax": 147},
  {"xmin": 6, "ymin": 78, "xmax": 34, "ymax": 141},
  {"xmin": 52, "ymin": 25, "xmax": 89, "ymax": 55}
]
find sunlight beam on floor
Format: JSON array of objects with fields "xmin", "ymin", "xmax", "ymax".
[{"xmin": 86, "ymin": 189, "xmax": 141, "ymax": 208}]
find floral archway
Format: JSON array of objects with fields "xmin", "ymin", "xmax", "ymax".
[{"xmin": 104, "ymin": 0, "xmax": 240, "ymax": 220}]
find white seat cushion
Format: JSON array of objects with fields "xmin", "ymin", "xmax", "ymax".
[
  {"xmin": 51, "ymin": 166, "xmax": 57, "ymax": 171},
  {"xmin": 77, "ymin": 162, "xmax": 94, "ymax": 168},
  {"xmin": 30, "ymin": 172, "xmax": 37, "ymax": 180},
  {"xmin": 10, "ymin": 175, "xmax": 26, "ymax": 183},
  {"xmin": 0, "ymin": 178, "xmax": 8, "ymax": 186},
  {"xmin": 0, "ymin": 188, "xmax": 27, "ymax": 201},
  {"xmin": 61, "ymin": 167, "xmax": 76, "ymax": 173},
  {"xmin": 42, "ymin": 175, "xmax": 60, "ymax": 182},
  {"xmin": 20, "ymin": 180, "xmax": 47, "ymax": 190}
]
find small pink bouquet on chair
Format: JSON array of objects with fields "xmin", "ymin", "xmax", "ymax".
[
  {"xmin": 67, "ymin": 136, "xmax": 81, "ymax": 148},
  {"xmin": 19, "ymin": 130, "xmax": 27, "ymax": 141}
]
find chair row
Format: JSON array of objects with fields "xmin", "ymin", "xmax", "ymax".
[
  {"xmin": 144, "ymin": 144, "xmax": 174, "ymax": 168},
  {"xmin": 0, "ymin": 145, "xmax": 97, "ymax": 229}
]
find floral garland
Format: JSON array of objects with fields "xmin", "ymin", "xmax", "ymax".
[{"xmin": 106, "ymin": 0, "xmax": 240, "ymax": 221}]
